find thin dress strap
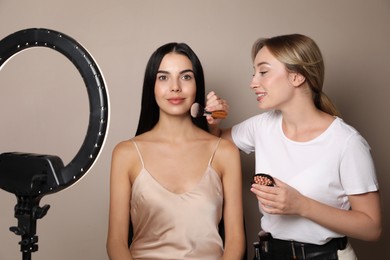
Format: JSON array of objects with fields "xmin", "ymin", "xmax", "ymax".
[
  {"xmin": 131, "ymin": 139, "xmax": 145, "ymax": 168},
  {"xmin": 208, "ymin": 138, "xmax": 222, "ymax": 166}
]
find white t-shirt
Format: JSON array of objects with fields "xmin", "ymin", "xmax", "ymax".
[{"xmin": 232, "ymin": 110, "xmax": 378, "ymax": 244}]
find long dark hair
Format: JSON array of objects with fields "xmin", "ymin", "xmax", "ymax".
[{"xmin": 135, "ymin": 42, "xmax": 208, "ymax": 136}]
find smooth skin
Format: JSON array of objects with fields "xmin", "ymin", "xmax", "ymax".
[
  {"xmin": 107, "ymin": 53, "xmax": 245, "ymax": 260},
  {"xmin": 206, "ymin": 46, "xmax": 382, "ymax": 241}
]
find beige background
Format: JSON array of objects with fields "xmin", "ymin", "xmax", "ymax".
[{"xmin": 0, "ymin": 0, "xmax": 389, "ymax": 259}]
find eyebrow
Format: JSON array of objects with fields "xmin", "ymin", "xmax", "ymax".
[
  {"xmin": 254, "ymin": 61, "xmax": 270, "ymax": 68},
  {"xmin": 157, "ymin": 69, "xmax": 194, "ymax": 74}
]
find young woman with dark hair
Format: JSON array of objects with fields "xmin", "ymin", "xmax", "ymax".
[
  {"xmin": 107, "ymin": 42, "xmax": 245, "ymax": 260},
  {"xmin": 136, "ymin": 42, "xmax": 208, "ymax": 135}
]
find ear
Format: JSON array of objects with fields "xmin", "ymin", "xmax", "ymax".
[{"xmin": 289, "ymin": 72, "xmax": 306, "ymax": 87}]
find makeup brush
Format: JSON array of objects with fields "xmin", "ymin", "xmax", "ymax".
[{"xmin": 190, "ymin": 103, "xmax": 227, "ymax": 119}]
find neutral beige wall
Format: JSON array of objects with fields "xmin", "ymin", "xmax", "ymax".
[{"xmin": 1, "ymin": 0, "xmax": 389, "ymax": 259}]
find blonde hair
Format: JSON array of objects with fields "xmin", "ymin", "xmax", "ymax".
[{"xmin": 252, "ymin": 34, "xmax": 341, "ymax": 117}]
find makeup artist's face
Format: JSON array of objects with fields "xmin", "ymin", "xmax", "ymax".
[
  {"xmin": 155, "ymin": 53, "xmax": 196, "ymax": 116},
  {"xmin": 250, "ymin": 47, "xmax": 295, "ymax": 111}
]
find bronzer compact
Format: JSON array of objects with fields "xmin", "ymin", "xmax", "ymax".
[{"xmin": 252, "ymin": 173, "xmax": 275, "ymax": 187}]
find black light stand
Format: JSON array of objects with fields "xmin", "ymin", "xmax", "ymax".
[
  {"xmin": 11, "ymin": 195, "xmax": 49, "ymax": 260},
  {"xmin": 0, "ymin": 153, "xmax": 64, "ymax": 260},
  {"xmin": 0, "ymin": 28, "xmax": 110, "ymax": 259}
]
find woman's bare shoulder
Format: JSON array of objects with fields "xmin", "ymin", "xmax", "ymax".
[
  {"xmin": 113, "ymin": 139, "xmax": 134, "ymax": 153},
  {"xmin": 111, "ymin": 139, "xmax": 143, "ymax": 180},
  {"xmin": 112, "ymin": 138, "xmax": 141, "ymax": 164},
  {"xmin": 217, "ymin": 138, "xmax": 240, "ymax": 154},
  {"xmin": 211, "ymin": 137, "xmax": 240, "ymax": 168},
  {"xmin": 209, "ymin": 141, "xmax": 240, "ymax": 182}
]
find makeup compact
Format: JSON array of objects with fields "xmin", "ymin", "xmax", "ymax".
[{"xmin": 252, "ymin": 173, "xmax": 275, "ymax": 187}]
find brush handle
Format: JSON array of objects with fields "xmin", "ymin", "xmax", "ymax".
[{"xmin": 208, "ymin": 110, "xmax": 227, "ymax": 119}]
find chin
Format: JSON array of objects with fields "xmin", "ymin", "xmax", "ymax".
[
  {"xmin": 257, "ymin": 102, "xmax": 266, "ymax": 109},
  {"xmin": 257, "ymin": 103, "xmax": 274, "ymax": 112}
]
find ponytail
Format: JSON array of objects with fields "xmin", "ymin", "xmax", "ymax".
[{"xmin": 315, "ymin": 92, "xmax": 341, "ymax": 117}]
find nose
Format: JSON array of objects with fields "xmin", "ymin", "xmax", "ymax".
[
  {"xmin": 250, "ymin": 75, "xmax": 259, "ymax": 89},
  {"xmin": 170, "ymin": 79, "xmax": 181, "ymax": 92}
]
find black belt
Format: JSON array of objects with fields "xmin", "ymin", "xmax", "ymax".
[{"xmin": 253, "ymin": 232, "xmax": 348, "ymax": 260}]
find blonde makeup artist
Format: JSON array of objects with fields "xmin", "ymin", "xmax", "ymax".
[{"xmin": 206, "ymin": 34, "xmax": 381, "ymax": 260}]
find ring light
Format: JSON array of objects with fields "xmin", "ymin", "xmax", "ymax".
[
  {"xmin": 0, "ymin": 28, "xmax": 110, "ymax": 194},
  {"xmin": 0, "ymin": 28, "xmax": 110, "ymax": 259}
]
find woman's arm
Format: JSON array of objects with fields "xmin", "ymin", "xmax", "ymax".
[
  {"xmin": 216, "ymin": 140, "xmax": 246, "ymax": 259},
  {"xmin": 252, "ymin": 178, "xmax": 382, "ymax": 241},
  {"xmin": 106, "ymin": 142, "xmax": 135, "ymax": 260},
  {"xmin": 302, "ymin": 191, "xmax": 382, "ymax": 241}
]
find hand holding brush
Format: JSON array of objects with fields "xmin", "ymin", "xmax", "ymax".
[{"xmin": 190, "ymin": 103, "xmax": 227, "ymax": 119}]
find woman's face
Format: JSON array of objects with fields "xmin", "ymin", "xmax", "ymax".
[
  {"xmin": 250, "ymin": 46, "xmax": 296, "ymax": 111},
  {"xmin": 154, "ymin": 52, "xmax": 196, "ymax": 117}
]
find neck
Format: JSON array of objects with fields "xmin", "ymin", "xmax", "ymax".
[
  {"xmin": 279, "ymin": 85, "xmax": 319, "ymax": 127},
  {"xmin": 281, "ymin": 103, "xmax": 320, "ymax": 127},
  {"xmin": 152, "ymin": 114, "xmax": 198, "ymax": 142},
  {"xmin": 280, "ymin": 103, "xmax": 334, "ymax": 142}
]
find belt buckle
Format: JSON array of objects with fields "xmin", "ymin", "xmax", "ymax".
[{"xmin": 258, "ymin": 231, "xmax": 272, "ymax": 258}]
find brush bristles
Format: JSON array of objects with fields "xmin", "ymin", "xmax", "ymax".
[{"xmin": 190, "ymin": 103, "xmax": 204, "ymax": 118}]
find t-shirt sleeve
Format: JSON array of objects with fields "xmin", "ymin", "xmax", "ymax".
[
  {"xmin": 340, "ymin": 133, "xmax": 379, "ymax": 195},
  {"xmin": 231, "ymin": 115, "xmax": 258, "ymax": 154}
]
